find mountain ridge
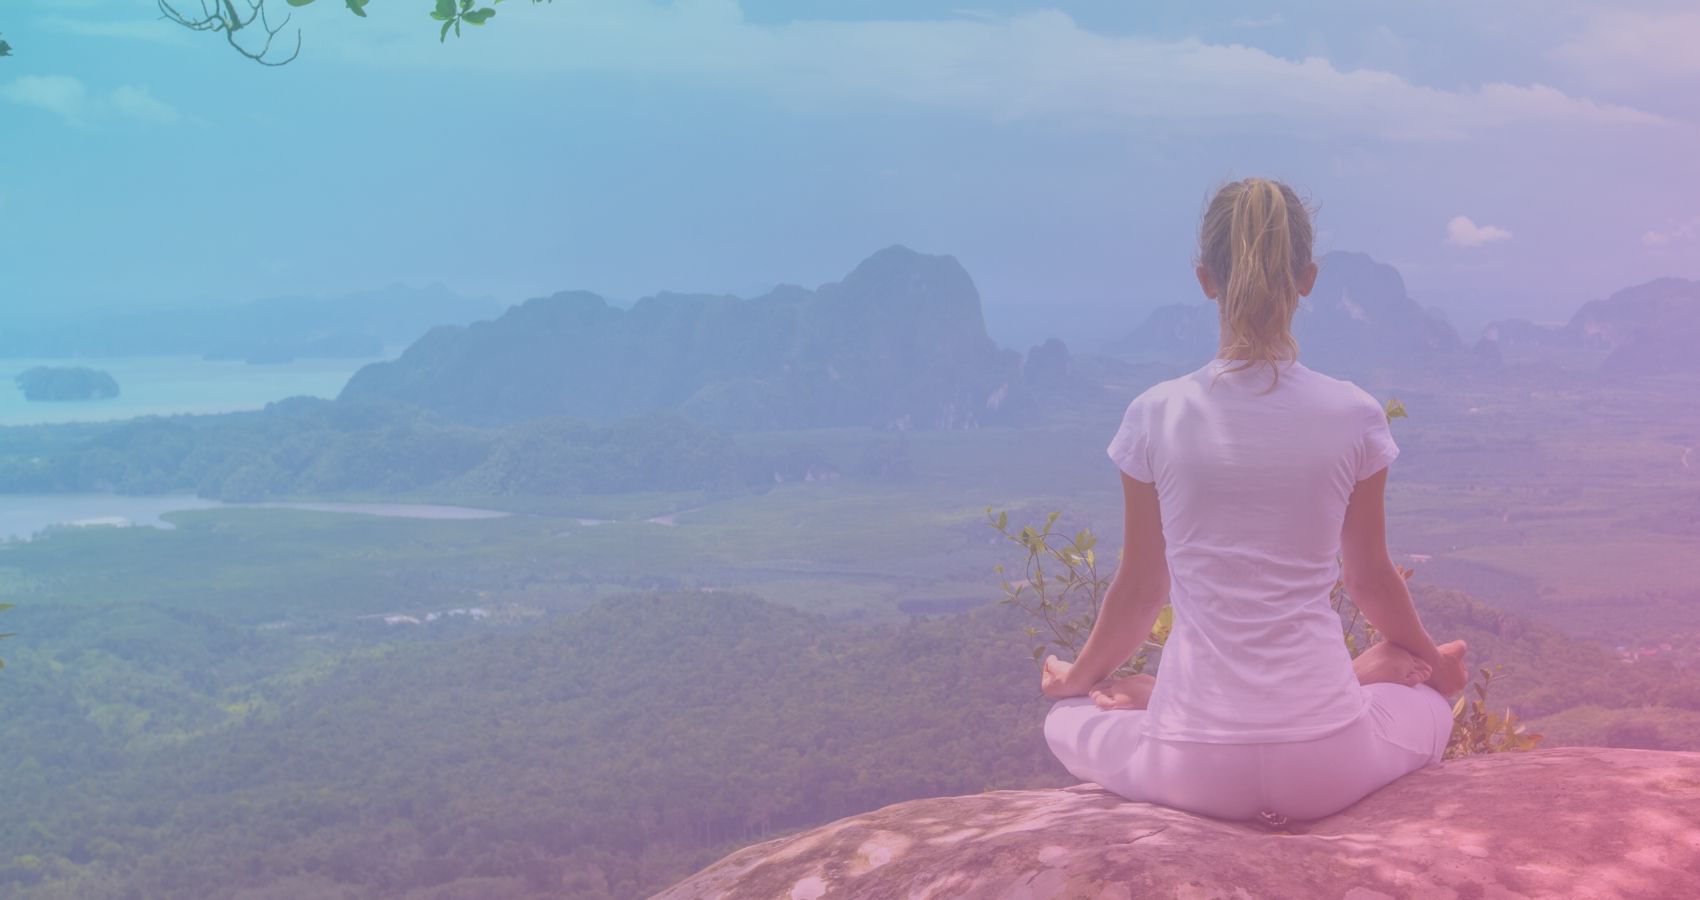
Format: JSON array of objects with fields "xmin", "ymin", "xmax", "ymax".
[{"xmin": 340, "ymin": 245, "xmax": 1044, "ymax": 431}]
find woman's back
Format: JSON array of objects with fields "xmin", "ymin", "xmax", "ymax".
[
  {"xmin": 1108, "ymin": 355, "xmax": 1400, "ymax": 742},
  {"xmin": 1045, "ymin": 177, "xmax": 1458, "ymax": 823}
]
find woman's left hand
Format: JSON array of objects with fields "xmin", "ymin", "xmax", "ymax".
[{"xmin": 1041, "ymin": 655, "xmax": 1089, "ymax": 699}]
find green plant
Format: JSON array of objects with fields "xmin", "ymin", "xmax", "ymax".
[
  {"xmin": 1445, "ymin": 663, "xmax": 1543, "ymax": 758},
  {"xmin": 987, "ymin": 507, "xmax": 1170, "ymax": 679}
]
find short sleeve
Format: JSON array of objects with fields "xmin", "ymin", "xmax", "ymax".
[
  {"xmin": 1356, "ymin": 397, "xmax": 1401, "ymax": 481},
  {"xmin": 1107, "ymin": 395, "xmax": 1155, "ymax": 483}
]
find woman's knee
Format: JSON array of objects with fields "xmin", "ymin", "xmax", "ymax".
[
  {"xmin": 1363, "ymin": 682, "xmax": 1454, "ymax": 766},
  {"xmin": 1043, "ymin": 697, "xmax": 1096, "ymax": 752}
]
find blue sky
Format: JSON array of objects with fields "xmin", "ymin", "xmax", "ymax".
[{"xmin": 3, "ymin": 0, "xmax": 1697, "ymax": 348}]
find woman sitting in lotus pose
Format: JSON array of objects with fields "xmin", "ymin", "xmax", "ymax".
[{"xmin": 1041, "ymin": 177, "xmax": 1469, "ymax": 824}]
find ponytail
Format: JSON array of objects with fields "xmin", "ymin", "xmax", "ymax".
[{"xmin": 1197, "ymin": 177, "xmax": 1314, "ymax": 394}]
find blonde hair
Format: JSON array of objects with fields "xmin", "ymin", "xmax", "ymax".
[{"xmin": 1196, "ymin": 177, "xmax": 1314, "ymax": 394}]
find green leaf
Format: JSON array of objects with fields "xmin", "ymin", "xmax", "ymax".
[
  {"xmin": 286, "ymin": 0, "xmax": 318, "ymax": 6},
  {"xmin": 463, "ymin": 8, "xmax": 495, "ymax": 24},
  {"xmin": 345, "ymin": 0, "xmax": 369, "ymax": 15},
  {"xmin": 1148, "ymin": 605, "xmax": 1173, "ymax": 644},
  {"xmin": 435, "ymin": 0, "xmax": 459, "ymax": 17},
  {"xmin": 440, "ymin": 18, "xmax": 454, "ymax": 40},
  {"xmin": 0, "ymin": 40, "xmax": 10, "ymax": 58}
]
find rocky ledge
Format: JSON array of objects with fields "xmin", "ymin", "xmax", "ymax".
[{"xmin": 654, "ymin": 747, "xmax": 1700, "ymax": 899}]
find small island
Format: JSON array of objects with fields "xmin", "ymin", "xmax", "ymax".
[{"xmin": 14, "ymin": 366, "xmax": 122, "ymax": 402}]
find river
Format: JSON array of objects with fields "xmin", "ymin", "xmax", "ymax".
[{"xmin": 0, "ymin": 493, "xmax": 511, "ymax": 542}]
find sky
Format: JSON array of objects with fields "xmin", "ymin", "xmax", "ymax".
[{"xmin": 2, "ymin": 0, "xmax": 1697, "ymax": 349}]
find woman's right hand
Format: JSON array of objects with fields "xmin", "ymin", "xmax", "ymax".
[
  {"xmin": 1423, "ymin": 639, "xmax": 1469, "ymax": 699},
  {"xmin": 1041, "ymin": 655, "xmax": 1090, "ymax": 700}
]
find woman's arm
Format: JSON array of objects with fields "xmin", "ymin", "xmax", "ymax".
[
  {"xmin": 1051, "ymin": 473, "xmax": 1169, "ymax": 695},
  {"xmin": 1339, "ymin": 466, "xmax": 1472, "ymax": 698}
]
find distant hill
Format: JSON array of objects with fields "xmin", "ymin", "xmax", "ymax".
[
  {"xmin": 1103, "ymin": 251, "xmax": 1500, "ymax": 380},
  {"xmin": 342, "ymin": 246, "xmax": 1052, "ymax": 430},
  {"xmin": 14, "ymin": 366, "xmax": 120, "ymax": 402},
  {"xmin": 0, "ymin": 284, "xmax": 502, "ymax": 364},
  {"xmin": 1481, "ymin": 277, "xmax": 1700, "ymax": 376}
]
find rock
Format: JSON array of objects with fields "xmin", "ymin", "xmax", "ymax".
[
  {"xmin": 1023, "ymin": 338, "xmax": 1081, "ymax": 391},
  {"xmin": 654, "ymin": 748, "xmax": 1700, "ymax": 899}
]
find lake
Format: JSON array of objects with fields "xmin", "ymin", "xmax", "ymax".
[
  {"xmin": 0, "ymin": 353, "xmax": 392, "ymax": 426},
  {"xmin": 0, "ymin": 493, "xmax": 511, "ymax": 542}
]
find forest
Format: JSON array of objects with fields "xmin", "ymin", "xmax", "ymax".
[{"xmin": 4, "ymin": 581, "xmax": 1699, "ymax": 899}]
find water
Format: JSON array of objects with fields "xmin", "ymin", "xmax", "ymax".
[
  {"xmin": 0, "ymin": 354, "xmax": 391, "ymax": 426},
  {"xmin": 0, "ymin": 493, "xmax": 511, "ymax": 542},
  {"xmin": 249, "ymin": 501, "xmax": 510, "ymax": 521}
]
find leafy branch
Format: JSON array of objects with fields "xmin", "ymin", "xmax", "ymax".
[
  {"xmin": 1444, "ymin": 664, "xmax": 1543, "ymax": 758},
  {"xmin": 43, "ymin": 0, "xmax": 560, "ymax": 66},
  {"xmin": 986, "ymin": 507, "xmax": 1170, "ymax": 679}
]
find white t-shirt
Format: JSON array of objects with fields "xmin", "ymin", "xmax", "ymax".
[{"xmin": 1106, "ymin": 355, "xmax": 1401, "ymax": 743}]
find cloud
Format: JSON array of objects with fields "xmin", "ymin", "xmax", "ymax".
[
  {"xmin": 0, "ymin": 75, "xmax": 90, "ymax": 123},
  {"xmin": 110, "ymin": 85, "xmax": 183, "ymax": 124},
  {"xmin": 1642, "ymin": 218, "xmax": 1699, "ymax": 248},
  {"xmin": 316, "ymin": 1, "xmax": 1667, "ymax": 142},
  {"xmin": 1445, "ymin": 216, "xmax": 1512, "ymax": 248},
  {"xmin": 1552, "ymin": 11, "xmax": 1700, "ymax": 86},
  {"xmin": 0, "ymin": 75, "xmax": 185, "ymax": 126}
]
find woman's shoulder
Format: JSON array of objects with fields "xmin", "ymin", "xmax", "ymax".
[
  {"xmin": 1287, "ymin": 363, "xmax": 1383, "ymax": 415},
  {"xmin": 1120, "ymin": 375, "xmax": 1185, "ymax": 417}
]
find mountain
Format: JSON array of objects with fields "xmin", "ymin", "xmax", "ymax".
[
  {"xmin": 341, "ymin": 246, "xmax": 1033, "ymax": 430},
  {"xmin": 1482, "ymin": 277, "xmax": 1700, "ymax": 376},
  {"xmin": 0, "ymin": 284, "xmax": 502, "ymax": 363},
  {"xmin": 1103, "ymin": 251, "xmax": 1499, "ymax": 379}
]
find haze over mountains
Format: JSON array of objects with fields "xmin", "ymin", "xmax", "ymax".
[
  {"xmin": 3, "ymin": 245, "xmax": 1695, "ymax": 503},
  {"xmin": 2, "ymin": 285, "xmax": 502, "ymax": 364},
  {"xmin": 341, "ymin": 246, "xmax": 1700, "ymax": 435},
  {"xmin": 1104, "ymin": 251, "xmax": 1498, "ymax": 380},
  {"xmin": 341, "ymin": 246, "xmax": 1052, "ymax": 431},
  {"xmin": 1105, "ymin": 250, "xmax": 1700, "ymax": 382},
  {"xmin": 1483, "ymin": 277, "xmax": 1700, "ymax": 376}
]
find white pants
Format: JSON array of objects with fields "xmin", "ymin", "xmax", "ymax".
[{"xmin": 1044, "ymin": 682, "xmax": 1454, "ymax": 822}]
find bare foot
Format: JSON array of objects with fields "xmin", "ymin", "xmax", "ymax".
[
  {"xmin": 1089, "ymin": 673, "xmax": 1156, "ymax": 710},
  {"xmin": 1427, "ymin": 639, "xmax": 1469, "ymax": 697},
  {"xmin": 1352, "ymin": 640, "xmax": 1432, "ymax": 687}
]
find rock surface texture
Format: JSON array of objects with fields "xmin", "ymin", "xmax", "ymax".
[{"xmin": 653, "ymin": 748, "xmax": 1700, "ymax": 899}]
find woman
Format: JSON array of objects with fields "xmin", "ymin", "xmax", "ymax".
[{"xmin": 1040, "ymin": 177, "xmax": 1470, "ymax": 824}]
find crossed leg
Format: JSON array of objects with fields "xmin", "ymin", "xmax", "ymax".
[{"xmin": 1087, "ymin": 639, "xmax": 1444, "ymax": 711}]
